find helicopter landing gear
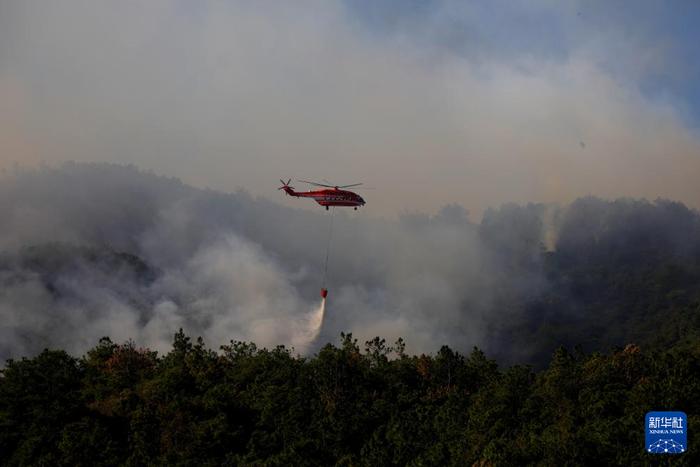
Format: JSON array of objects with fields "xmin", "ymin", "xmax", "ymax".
[{"xmin": 325, "ymin": 206, "xmax": 329, "ymax": 211}]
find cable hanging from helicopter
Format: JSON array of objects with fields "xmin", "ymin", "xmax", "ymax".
[{"xmin": 321, "ymin": 205, "xmax": 334, "ymax": 299}]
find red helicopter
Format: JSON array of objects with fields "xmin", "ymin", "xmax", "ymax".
[{"xmin": 278, "ymin": 179, "xmax": 366, "ymax": 210}]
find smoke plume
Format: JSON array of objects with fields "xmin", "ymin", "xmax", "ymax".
[
  {"xmin": 2, "ymin": 163, "xmax": 700, "ymax": 365},
  {"xmin": 1, "ymin": 1, "xmax": 700, "ymax": 217},
  {"xmin": 0, "ymin": 164, "xmax": 488, "ymax": 359}
]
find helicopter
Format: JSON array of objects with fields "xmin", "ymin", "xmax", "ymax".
[{"xmin": 278, "ymin": 179, "xmax": 366, "ymax": 210}]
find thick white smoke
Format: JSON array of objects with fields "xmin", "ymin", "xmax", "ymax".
[
  {"xmin": 0, "ymin": 163, "xmax": 543, "ymax": 361},
  {"xmin": 2, "ymin": 2, "xmax": 700, "ymax": 217}
]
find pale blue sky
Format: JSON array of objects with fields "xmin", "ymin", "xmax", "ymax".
[{"xmin": 343, "ymin": 0, "xmax": 700, "ymax": 125}]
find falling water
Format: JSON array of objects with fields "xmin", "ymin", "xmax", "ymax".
[{"xmin": 291, "ymin": 297, "xmax": 326, "ymax": 354}]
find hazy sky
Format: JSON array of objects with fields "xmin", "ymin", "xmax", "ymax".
[{"xmin": 2, "ymin": 0, "xmax": 700, "ymax": 217}]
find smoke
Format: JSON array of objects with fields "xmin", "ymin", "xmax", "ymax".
[
  {"xmin": 2, "ymin": 163, "xmax": 699, "ymax": 364},
  {"xmin": 0, "ymin": 163, "xmax": 521, "ymax": 360},
  {"xmin": 2, "ymin": 2, "xmax": 700, "ymax": 363},
  {"xmin": 1, "ymin": 1, "xmax": 700, "ymax": 217}
]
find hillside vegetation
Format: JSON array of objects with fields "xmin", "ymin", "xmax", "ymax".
[{"xmin": 1, "ymin": 331, "xmax": 699, "ymax": 465}]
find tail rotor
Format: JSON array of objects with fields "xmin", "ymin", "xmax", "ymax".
[{"xmin": 278, "ymin": 178, "xmax": 293, "ymax": 191}]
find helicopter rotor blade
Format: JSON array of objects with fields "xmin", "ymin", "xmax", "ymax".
[
  {"xmin": 297, "ymin": 179, "xmax": 366, "ymax": 189},
  {"xmin": 298, "ymin": 179, "xmax": 335, "ymax": 188}
]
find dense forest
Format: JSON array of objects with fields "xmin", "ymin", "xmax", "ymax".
[
  {"xmin": 1, "ymin": 331, "xmax": 698, "ymax": 465},
  {"xmin": 2, "ymin": 166, "xmax": 700, "ymax": 464},
  {"xmin": 480, "ymin": 197, "xmax": 700, "ymax": 366}
]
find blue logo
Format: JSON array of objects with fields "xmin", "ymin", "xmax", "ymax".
[{"xmin": 646, "ymin": 411, "xmax": 687, "ymax": 454}]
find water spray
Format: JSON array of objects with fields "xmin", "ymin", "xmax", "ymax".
[
  {"xmin": 291, "ymin": 299, "xmax": 326, "ymax": 354},
  {"xmin": 291, "ymin": 207, "xmax": 334, "ymax": 354}
]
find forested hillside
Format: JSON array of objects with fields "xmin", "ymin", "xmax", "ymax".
[
  {"xmin": 2, "ymin": 165, "xmax": 700, "ymax": 464},
  {"xmin": 3, "ymin": 164, "xmax": 700, "ymax": 368},
  {"xmin": 1, "ymin": 331, "xmax": 698, "ymax": 465},
  {"xmin": 482, "ymin": 197, "xmax": 700, "ymax": 365},
  {"xmin": 4, "ymin": 0, "xmax": 700, "ymax": 463}
]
